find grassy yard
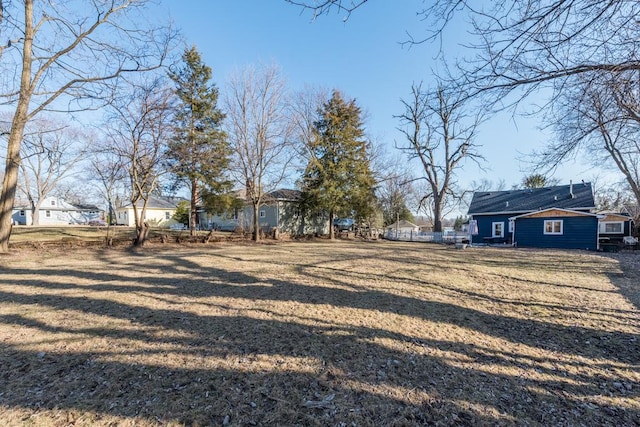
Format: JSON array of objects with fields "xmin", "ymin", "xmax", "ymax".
[
  {"xmin": 9, "ymin": 226, "xmax": 232, "ymax": 246},
  {"xmin": 0, "ymin": 241, "xmax": 638, "ymax": 426}
]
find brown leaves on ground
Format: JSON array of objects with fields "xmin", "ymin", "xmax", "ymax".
[{"xmin": 0, "ymin": 241, "xmax": 638, "ymax": 426}]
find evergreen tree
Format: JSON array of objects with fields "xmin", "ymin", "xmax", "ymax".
[
  {"xmin": 168, "ymin": 46, "xmax": 233, "ymax": 235},
  {"xmin": 301, "ymin": 90, "xmax": 376, "ymax": 239}
]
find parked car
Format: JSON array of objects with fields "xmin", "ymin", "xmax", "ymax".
[{"xmin": 334, "ymin": 218, "xmax": 355, "ymax": 231}]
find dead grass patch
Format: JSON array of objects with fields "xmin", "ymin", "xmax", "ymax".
[{"xmin": 0, "ymin": 241, "xmax": 638, "ymax": 426}]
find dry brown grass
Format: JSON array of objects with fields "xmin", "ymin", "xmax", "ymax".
[{"xmin": 0, "ymin": 241, "xmax": 638, "ymax": 426}]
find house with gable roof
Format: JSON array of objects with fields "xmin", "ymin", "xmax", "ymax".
[
  {"xmin": 12, "ymin": 196, "xmax": 104, "ymax": 225},
  {"xmin": 468, "ymin": 182, "xmax": 605, "ymax": 250},
  {"xmin": 115, "ymin": 195, "xmax": 186, "ymax": 227},
  {"xmin": 200, "ymin": 189, "xmax": 329, "ymax": 237}
]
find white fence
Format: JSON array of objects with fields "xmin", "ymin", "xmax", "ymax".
[{"xmin": 384, "ymin": 230, "xmax": 469, "ymax": 243}]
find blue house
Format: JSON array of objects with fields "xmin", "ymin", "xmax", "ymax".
[
  {"xmin": 467, "ymin": 182, "xmax": 599, "ymax": 249},
  {"xmin": 509, "ymin": 208, "xmax": 602, "ymax": 251}
]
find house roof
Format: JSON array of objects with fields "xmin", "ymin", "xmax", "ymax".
[
  {"xmin": 468, "ymin": 182, "xmax": 595, "ymax": 215},
  {"xmin": 124, "ymin": 195, "xmax": 186, "ymax": 210},
  {"xmin": 263, "ymin": 189, "xmax": 302, "ymax": 202},
  {"xmin": 13, "ymin": 197, "xmax": 102, "ymax": 212},
  {"xmin": 386, "ymin": 220, "xmax": 419, "ymax": 230}
]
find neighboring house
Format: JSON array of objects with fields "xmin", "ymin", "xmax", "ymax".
[
  {"xmin": 468, "ymin": 182, "xmax": 599, "ymax": 250},
  {"xmin": 202, "ymin": 189, "xmax": 329, "ymax": 237},
  {"xmin": 385, "ymin": 220, "xmax": 419, "ymax": 238},
  {"xmin": 115, "ymin": 195, "xmax": 185, "ymax": 227},
  {"xmin": 598, "ymin": 212, "xmax": 634, "ymax": 242},
  {"xmin": 12, "ymin": 197, "xmax": 104, "ymax": 226}
]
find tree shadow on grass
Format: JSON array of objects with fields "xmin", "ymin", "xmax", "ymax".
[{"xmin": 0, "ymin": 244, "xmax": 638, "ymax": 425}]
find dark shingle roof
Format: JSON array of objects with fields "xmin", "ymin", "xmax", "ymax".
[
  {"xmin": 468, "ymin": 182, "xmax": 595, "ymax": 215},
  {"xmin": 263, "ymin": 189, "xmax": 302, "ymax": 202}
]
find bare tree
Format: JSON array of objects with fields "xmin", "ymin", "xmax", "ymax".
[
  {"xmin": 290, "ymin": 2, "xmax": 640, "ymax": 97},
  {"xmin": 0, "ymin": 0, "xmax": 175, "ymax": 251},
  {"xmin": 396, "ymin": 82, "xmax": 484, "ymax": 232},
  {"xmin": 104, "ymin": 79, "xmax": 174, "ymax": 246},
  {"xmin": 224, "ymin": 64, "xmax": 295, "ymax": 241},
  {"xmin": 539, "ymin": 72, "xmax": 640, "ymax": 209},
  {"xmin": 289, "ymin": 85, "xmax": 329, "ymax": 167},
  {"xmin": 88, "ymin": 148, "xmax": 128, "ymax": 226},
  {"xmin": 18, "ymin": 118, "xmax": 87, "ymax": 225},
  {"xmin": 284, "ymin": 0, "xmax": 368, "ymax": 20}
]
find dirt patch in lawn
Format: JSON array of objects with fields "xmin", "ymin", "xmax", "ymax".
[{"xmin": 0, "ymin": 241, "xmax": 638, "ymax": 426}]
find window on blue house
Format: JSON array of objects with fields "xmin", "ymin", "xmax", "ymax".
[
  {"xmin": 492, "ymin": 222, "xmax": 504, "ymax": 237},
  {"xmin": 259, "ymin": 210, "xmax": 266, "ymax": 218},
  {"xmin": 544, "ymin": 220, "xmax": 563, "ymax": 235},
  {"xmin": 599, "ymin": 221, "xmax": 623, "ymax": 234}
]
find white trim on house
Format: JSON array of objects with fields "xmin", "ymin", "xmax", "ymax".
[{"xmin": 543, "ymin": 220, "xmax": 563, "ymax": 235}]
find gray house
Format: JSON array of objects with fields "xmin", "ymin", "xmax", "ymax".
[{"xmin": 204, "ymin": 189, "xmax": 329, "ymax": 237}]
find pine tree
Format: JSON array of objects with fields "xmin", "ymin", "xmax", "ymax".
[
  {"xmin": 168, "ymin": 46, "xmax": 233, "ymax": 235},
  {"xmin": 301, "ymin": 90, "xmax": 376, "ymax": 239}
]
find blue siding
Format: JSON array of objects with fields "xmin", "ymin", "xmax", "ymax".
[
  {"xmin": 514, "ymin": 216, "xmax": 598, "ymax": 250},
  {"xmin": 471, "ymin": 214, "xmax": 514, "ymax": 244}
]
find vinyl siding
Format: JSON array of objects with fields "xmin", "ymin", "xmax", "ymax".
[
  {"xmin": 514, "ymin": 216, "xmax": 598, "ymax": 250},
  {"xmin": 471, "ymin": 214, "xmax": 516, "ymax": 244}
]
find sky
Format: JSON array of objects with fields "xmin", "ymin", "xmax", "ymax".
[{"xmin": 157, "ymin": 0, "xmax": 602, "ymax": 195}]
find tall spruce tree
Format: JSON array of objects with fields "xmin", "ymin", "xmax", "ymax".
[
  {"xmin": 302, "ymin": 90, "xmax": 376, "ymax": 239},
  {"xmin": 168, "ymin": 46, "xmax": 232, "ymax": 235}
]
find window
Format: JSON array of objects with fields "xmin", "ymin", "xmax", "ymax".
[
  {"xmin": 165, "ymin": 211, "xmax": 171, "ymax": 220},
  {"xmin": 259, "ymin": 210, "xmax": 266, "ymax": 218},
  {"xmin": 600, "ymin": 221, "xmax": 623, "ymax": 234},
  {"xmin": 492, "ymin": 222, "xmax": 504, "ymax": 238},
  {"xmin": 51, "ymin": 200, "xmax": 56, "ymax": 206},
  {"xmin": 19, "ymin": 210, "xmax": 25, "ymax": 216},
  {"xmin": 544, "ymin": 220, "xmax": 563, "ymax": 235},
  {"xmin": 508, "ymin": 221, "xmax": 514, "ymax": 233},
  {"xmin": 46, "ymin": 210, "xmax": 51, "ymax": 218}
]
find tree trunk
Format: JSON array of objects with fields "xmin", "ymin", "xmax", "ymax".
[
  {"xmin": 252, "ymin": 201, "xmax": 260, "ymax": 241},
  {"xmin": 433, "ymin": 195, "xmax": 443, "ymax": 232},
  {"xmin": 135, "ymin": 221, "xmax": 150, "ymax": 246},
  {"xmin": 190, "ymin": 177, "xmax": 198, "ymax": 236},
  {"xmin": 329, "ymin": 209, "xmax": 335, "ymax": 240},
  {"xmin": 0, "ymin": 0, "xmax": 33, "ymax": 252}
]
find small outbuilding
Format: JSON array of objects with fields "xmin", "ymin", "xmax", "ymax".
[{"xmin": 385, "ymin": 220, "xmax": 419, "ymax": 239}]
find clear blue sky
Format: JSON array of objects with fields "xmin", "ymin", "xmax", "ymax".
[{"xmin": 159, "ymin": 0, "xmax": 600, "ymax": 193}]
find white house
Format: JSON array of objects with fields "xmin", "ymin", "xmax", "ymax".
[
  {"xmin": 385, "ymin": 220, "xmax": 419, "ymax": 239},
  {"xmin": 115, "ymin": 195, "xmax": 185, "ymax": 227},
  {"xmin": 12, "ymin": 197, "xmax": 104, "ymax": 226}
]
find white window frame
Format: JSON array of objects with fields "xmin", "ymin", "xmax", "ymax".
[
  {"xmin": 544, "ymin": 220, "xmax": 563, "ymax": 235},
  {"xmin": 492, "ymin": 222, "xmax": 504, "ymax": 238},
  {"xmin": 19, "ymin": 210, "xmax": 25, "ymax": 217},
  {"xmin": 46, "ymin": 210, "xmax": 51, "ymax": 218},
  {"xmin": 508, "ymin": 221, "xmax": 514, "ymax": 233},
  {"xmin": 259, "ymin": 210, "xmax": 266, "ymax": 218},
  {"xmin": 599, "ymin": 221, "xmax": 623, "ymax": 234},
  {"xmin": 165, "ymin": 211, "xmax": 171, "ymax": 220}
]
